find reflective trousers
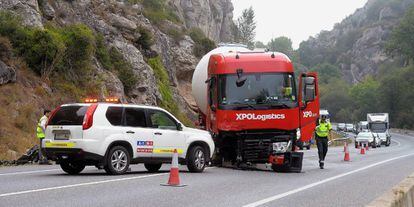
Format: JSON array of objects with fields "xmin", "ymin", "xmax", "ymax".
[{"xmin": 316, "ymin": 136, "xmax": 328, "ymax": 162}]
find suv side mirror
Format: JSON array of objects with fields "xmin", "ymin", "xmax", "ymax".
[{"xmin": 177, "ymin": 123, "xmax": 183, "ymax": 131}]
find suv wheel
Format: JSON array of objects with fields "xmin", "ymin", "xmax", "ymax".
[
  {"xmin": 187, "ymin": 146, "xmax": 206, "ymax": 173},
  {"xmin": 60, "ymin": 160, "xmax": 85, "ymax": 175},
  {"xmin": 144, "ymin": 163, "xmax": 162, "ymax": 172},
  {"xmin": 104, "ymin": 146, "xmax": 130, "ymax": 175}
]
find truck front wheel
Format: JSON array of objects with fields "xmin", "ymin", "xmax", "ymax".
[
  {"xmin": 271, "ymin": 164, "xmax": 288, "ymax": 173},
  {"xmin": 60, "ymin": 160, "xmax": 85, "ymax": 175},
  {"xmin": 187, "ymin": 146, "xmax": 206, "ymax": 173}
]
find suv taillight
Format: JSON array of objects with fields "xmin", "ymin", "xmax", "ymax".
[
  {"xmin": 46, "ymin": 106, "xmax": 61, "ymax": 127},
  {"xmin": 83, "ymin": 104, "xmax": 98, "ymax": 130}
]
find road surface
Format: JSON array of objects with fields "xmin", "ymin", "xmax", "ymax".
[{"xmin": 1, "ymin": 132, "xmax": 414, "ymax": 207}]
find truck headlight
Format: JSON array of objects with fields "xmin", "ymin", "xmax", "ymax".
[
  {"xmin": 272, "ymin": 141, "xmax": 292, "ymax": 153},
  {"xmin": 296, "ymin": 128, "xmax": 301, "ymax": 140}
]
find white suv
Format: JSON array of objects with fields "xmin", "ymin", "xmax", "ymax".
[{"xmin": 43, "ymin": 103, "xmax": 214, "ymax": 175}]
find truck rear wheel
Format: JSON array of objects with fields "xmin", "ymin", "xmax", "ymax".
[
  {"xmin": 60, "ymin": 160, "xmax": 85, "ymax": 175},
  {"xmin": 144, "ymin": 163, "xmax": 162, "ymax": 172},
  {"xmin": 104, "ymin": 146, "xmax": 130, "ymax": 175},
  {"xmin": 187, "ymin": 146, "xmax": 206, "ymax": 173}
]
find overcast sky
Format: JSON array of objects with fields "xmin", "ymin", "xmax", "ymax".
[{"xmin": 231, "ymin": 0, "xmax": 369, "ymax": 49}]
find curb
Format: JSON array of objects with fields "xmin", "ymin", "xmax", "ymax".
[{"xmin": 367, "ymin": 172, "xmax": 414, "ymax": 207}]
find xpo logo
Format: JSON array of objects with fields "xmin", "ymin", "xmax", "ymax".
[
  {"xmin": 303, "ymin": 111, "xmax": 317, "ymax": 118},
  {"xmin": 236, "ymin": 113, "xmax": 286, "ymax": 121}
]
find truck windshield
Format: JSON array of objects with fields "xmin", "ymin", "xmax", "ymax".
[
  {"xmin": 218, "ymin": 73, "xmax": 297, "ymax": 109},
  {"xmin": 370, "ymin": 123, "xmax": 387, "ymax": 133}
]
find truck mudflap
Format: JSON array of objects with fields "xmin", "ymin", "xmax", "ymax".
[{"xmin": 269, "ymin": 151, "xmax": 303, "ymax": 173}]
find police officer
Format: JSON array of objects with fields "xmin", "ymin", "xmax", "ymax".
[
  {"xmin": 37, "ymin": 109, "xmax": 51, "ymax": 164},
  {"xmin": 315, "ymin": 115, "xmax": 332, "ymax": 169}
]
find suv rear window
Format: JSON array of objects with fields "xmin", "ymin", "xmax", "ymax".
[
  {"xmin": 106, "ymin": 107, "xmax": 123, "ymax": 126},
  {"xmin": 48, "ymin": 105, "xmax": 89, "ymax": 125},
  {"xmin": 125, "ymin": 107, "xmax": 147, "ymax": 127}
]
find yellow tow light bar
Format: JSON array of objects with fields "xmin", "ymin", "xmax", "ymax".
[{"xmin": 84, "ymin": 97, "xmax": 120, "ymax": 103}]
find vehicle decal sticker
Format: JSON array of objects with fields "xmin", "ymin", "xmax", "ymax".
[
  {"xmin": 45, "ymin": 142, "xmax": 75, "ymax": 148},
  {"xmin": 153, "ymin": 148, "xmax": 183, "ymax": 154},
  {"xmin": 137, "ymin": 141, "xmax": 153, "ymax": 146},
  {"xmin": 137, "ymin": 148, "xmax": 153, "ymax": 153}
]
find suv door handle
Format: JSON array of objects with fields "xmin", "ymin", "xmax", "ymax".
[
  {"xmin": 126, "ymin": 131, "xmax": 135, "ymax": 134},
  {"xmin": 154, "ymin": 132, "xmax": 162, "ymax": 135}
]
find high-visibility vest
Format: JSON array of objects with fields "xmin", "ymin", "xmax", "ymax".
[
  {"xmin": 36, "ymin": 116, "xmax": 46, "ymax": 139},
  {"xmin": 316, "ymin": 121, "xmax": 332, "ymax": 137}
]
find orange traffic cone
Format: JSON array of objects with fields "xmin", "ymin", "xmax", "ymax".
[
  {"xmin": 360, "ymin": 145, "xmax": 365, "ymax": 155},
  {"xmin": 343, "ymin": 142, "xmax": 347, "ymax": 152},
  {"xmin": 365, "ymin": 143, "xmax": 369, "ymax": 151},
  {"xmin": 344, "ymin": 143, "xmax": 350, "ymax": 161},
  {"xmin": 161, "ymin": 149, "xmax": 186, "ymax": 187}
]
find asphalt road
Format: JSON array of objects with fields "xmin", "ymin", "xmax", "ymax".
[{"xmin": 1, "ymin": 132, "xmax": 414, "ymax": 207}]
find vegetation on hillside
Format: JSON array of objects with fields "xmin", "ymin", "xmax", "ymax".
[
  {"xmin": 307, "ymin": 4, "xmax": 414, "ymax": 129},
  {"xmin": 147, "ymin": 56, "xmax": 193, "ymax": 126}
]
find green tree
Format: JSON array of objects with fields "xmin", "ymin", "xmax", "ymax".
[
  {"xmin": 267, "ymin": 36, "xmax": 293, "ymax": 56},
  {"xmin": 349, "ymin": 77, "xmax": 380, "ymax": 120},
  {"xmin": 234, "ymin": 7, "xmax": 256, "ymax": 49},
  {"xmin": 386, "ymin": 5, "xmax": 414, "ymax": 65},
  {"xmin": 309, "ymin": 63, "xmax": 341, "ymax": 84},
  {"xmin": 254, "ymin": 41, "xmax": 266, "ymax": 49},
  {"xmin": 318, "ymin": 78, "xmax": 353, "ymax": 122}
]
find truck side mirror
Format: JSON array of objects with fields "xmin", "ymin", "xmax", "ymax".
[
  {"xmin": 236, "ymin": 76, "xmax": 247, "ymax": 87},
  {"xmin": 304, "ymin": 77, "xmax": 315, "ymax": 102}
]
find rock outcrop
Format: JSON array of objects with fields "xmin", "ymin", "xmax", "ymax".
[
  {"xmin": 298, "ymin": 0, "xmax": 414, "ymax": 83},
  {"xmin": 0, "ymin": 0, "xmax": 235, "ymax": 120},
  {"xmin": 0, "ymin": 60, "xmax": 16, "ymax": 85}
]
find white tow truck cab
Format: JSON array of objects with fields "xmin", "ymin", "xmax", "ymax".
[
  {"xmin": 43, "ymin": 99, "xmax": 215, "ymax": 175},
  {"xmin": 367, "ymin": 113, "xmax": 391, "ymax": 147}
]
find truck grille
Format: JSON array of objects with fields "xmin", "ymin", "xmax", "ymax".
[
  {"xmin": 238, "ymin": 130, "xmax": 293, "ymax": 163},
  {"xmin": 243, "ymin": 138, "xmax": 273, "ymax": 162}
]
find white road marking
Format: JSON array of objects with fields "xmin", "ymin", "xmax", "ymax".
[
  {"xmin": 392, "ymin": 139, "xmax": 401, "ymax": 147},
  {"xmin": 0, "ymin": 169, "xmax": 61, "ymax": 176},
  {"xmin": 0, "ymin": 166, "xmax": 216, "ymax": 197},
  {"xmin": 243, "ymin": 152, "xmax": 414, "ymax": 207},
  {"xmin": 0, "ymin": 173, "xmax": 168, "ymax": 197}
]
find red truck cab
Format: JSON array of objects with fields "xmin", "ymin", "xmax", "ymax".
[{"xmin": 203, "ymin": 52, "xmax": 319, "ymax": 172}]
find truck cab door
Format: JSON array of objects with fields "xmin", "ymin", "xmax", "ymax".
[
  {"xmin": 298, "ymin": 72, "xmax": 320, "ymax": 144},
  {"xmin": 206, "ymin": 76, "xmax": 218, "ymax": 133}
]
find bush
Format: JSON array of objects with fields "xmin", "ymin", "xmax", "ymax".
[
  {"xmin": 188, "ymin": 28, "xmax": 216, "ymax": 58},
  {"xmin": 57, "ymin": 24, "xmax": 96, "ymax": 76},
  {"xmin": 141, "ymin": 0, "xmax": 180, "ymax": 25},
  {"xmin": 166, "ymin": 28, "xmax": 185, "ymax": 43},
  {"xmin": 135, "ymin": 27, "xmax": 154, "ymax": 50},
  {"xmin": 0, "ymin": 36, "xmax": 13, "ymax": 61},
  {"xmin": 95, "ymin": 34, "xmax": 113, "ymax": 70},
  {"xmin": 109, "ymin": 47, "xmax": 137, "ymax": 93},
  {"xmin": 147, "ymin": 56, "xmax": 192, "ymax": 125}
]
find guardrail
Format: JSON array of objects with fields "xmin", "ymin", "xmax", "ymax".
[{"xmin": 367, "ymin": 172, "xmax": 414, "ymax": 207}]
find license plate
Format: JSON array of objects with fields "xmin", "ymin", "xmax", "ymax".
[{"xmin": 53, "ymin": 130, "xmax": 71, "ymax": 140}]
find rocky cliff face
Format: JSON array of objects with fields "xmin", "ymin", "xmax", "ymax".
[
  {"xmin": 298, "ymin": 0, "xmax": 414, "ymax": 83},
  {"xmin": 0, "ymin": 0, "xmax": 234, "ymax": 119}
]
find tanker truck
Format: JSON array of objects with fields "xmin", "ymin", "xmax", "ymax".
[{"xmin": 191, "ymin": 44, "xmax": 320, "ymax": 172}]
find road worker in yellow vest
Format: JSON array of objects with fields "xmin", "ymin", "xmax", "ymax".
[
  {"xmin": 315, "ymin": 115, "xmax": 332, "ymax": 169},
  {"xmin": 37, "ymin": 109, "xmax": 51, "ymax": 164}
]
